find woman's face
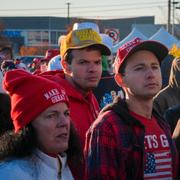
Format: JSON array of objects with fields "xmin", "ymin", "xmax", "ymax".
[{"xmin": 31, "ymin": 103, "xmax": 71, "ymax": 155}]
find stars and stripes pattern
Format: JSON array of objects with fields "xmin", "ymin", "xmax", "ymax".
[{"xmin": 144, "ymin": 151, "xmax": 173, "ymax": 180}]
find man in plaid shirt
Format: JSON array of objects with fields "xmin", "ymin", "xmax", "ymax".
[{"xmin": 84, "ymin": 38, "xmax": 179, "ymax": 180}]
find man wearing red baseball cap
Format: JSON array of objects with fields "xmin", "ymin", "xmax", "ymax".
[{"xmin": 84, "ymin": 37, "xmax": 179, "ymax": 179}]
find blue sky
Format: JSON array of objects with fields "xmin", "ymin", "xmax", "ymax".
[{"xmin": 0, "ymin": 0, "xmax": 179, "ymax": 24}]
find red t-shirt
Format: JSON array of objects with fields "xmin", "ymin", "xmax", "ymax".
[{"xmin": 131, "ymin": 111, "xmax": 173, "ymax": 180}]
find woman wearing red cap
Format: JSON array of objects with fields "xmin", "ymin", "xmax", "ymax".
[{"xmin": 0, "ymin": 70, "xmax": 82, "ymax": 179}]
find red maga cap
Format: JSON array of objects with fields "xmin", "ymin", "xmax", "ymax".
[{"xmin": 114, "ymin": 37, "xmax": 168, "ymax": 74}]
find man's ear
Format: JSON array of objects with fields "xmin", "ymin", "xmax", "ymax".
[
  {"xmin": 61, "ymin": 58, "xmax": 72, "ymax": 74},
  {"xmin": 114, "ymin": 74, "xmax": 125, "ymax": 87}
]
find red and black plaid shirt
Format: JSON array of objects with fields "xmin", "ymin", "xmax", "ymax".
[{"xmin": 84, "ymin": 100, "xmax": 179, "ymax": 180}]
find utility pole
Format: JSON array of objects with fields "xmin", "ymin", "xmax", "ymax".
[
  {"xmin": 66, "ymin": 2, "xmax": 70, "ymax": 25},
  {"xmin": 167, "ymin": 0, "xmax": 171, "ymax": 33},
  {"xmin": 172, "ymin": 0, "xmax": 175, "ymax": 36},
  {"xmin": 172, "ymin": 1, "xmax": 180, "ymax": 36}
]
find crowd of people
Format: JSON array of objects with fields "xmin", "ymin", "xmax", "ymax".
[{"xmin": 0, "ymin": 22, "xmax": 180, "ymax": 180}]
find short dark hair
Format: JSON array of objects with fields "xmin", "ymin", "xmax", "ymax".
[{"xmin": 64, "ymin": 45, "xmax": 103, "ymax": 65}]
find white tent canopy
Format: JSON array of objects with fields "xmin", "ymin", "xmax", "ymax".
[
  {"xmin": 112, "ymin": 27, "xmax": 148, "ymax": 53},
  {"xmin": 149, "ymin": 27, "xmax": 179, "ymax": 49}
]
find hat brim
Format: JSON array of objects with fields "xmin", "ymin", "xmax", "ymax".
[
  {"xmin": 67, "ymin": 43, "xmax": 111, "ymax": 56},
  {"xmin": 125, "ymin": 40, "xmax": 168, "ymax": 64}
]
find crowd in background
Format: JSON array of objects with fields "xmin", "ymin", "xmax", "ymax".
[{"xmin": 0, "ymin": 22, "xmax": 180, "ymax": 180}]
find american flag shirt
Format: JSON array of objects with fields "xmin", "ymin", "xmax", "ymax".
[{"xmin": 131, "ymin": 111, "xmax": 173, "ymax": 180}]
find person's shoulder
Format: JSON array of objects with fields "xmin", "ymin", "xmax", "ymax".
[
  {"xmin": 0, "ymin": 158, "xmax": 33, "ymax": 168},
  {"xmin": 0, "ymin": 159, "xmax": 33, "ymax": 179},
  {"xmin": 40, "ymin": 70, "xmax": 64, "ymax": 81},
  {"xmin": 0, "ymin": 159, "xmax": 22, "ymax": 168},
  {"xmin": 90, "ymin": 109, "xmax": 119, "ymax": 131}
]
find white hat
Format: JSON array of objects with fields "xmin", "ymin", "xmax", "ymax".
[
  {"xmin": 100, "ymin": 33, "xmax": 113, "ymax": 53},
  {"xmin": 73, "ymin": 22, "xmax": 100, "ymax": 33}
]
